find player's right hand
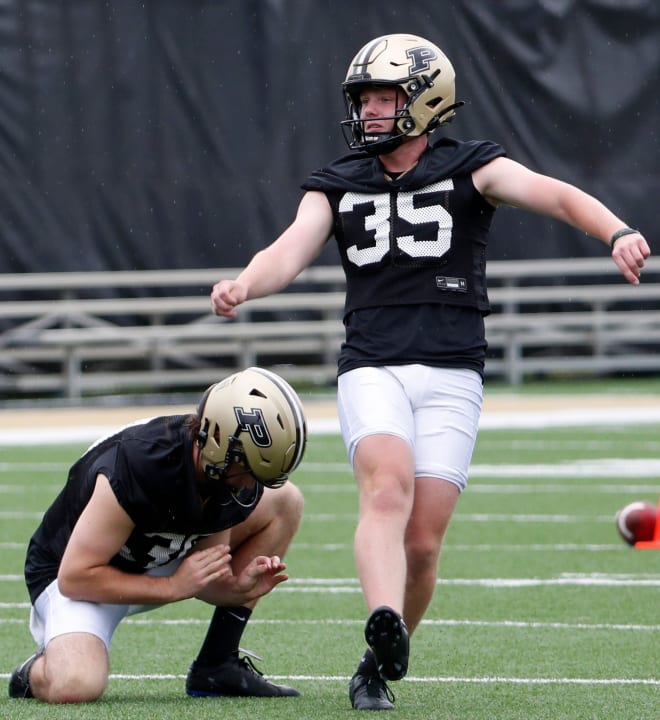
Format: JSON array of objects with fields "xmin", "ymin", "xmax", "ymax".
[
  {"xmin": 210, "ymin": 280, "xmax": 248, "ymax": 318},
  {"xmin": 171, "ymin": 544, "xmax": 232, "ymax": 600}
]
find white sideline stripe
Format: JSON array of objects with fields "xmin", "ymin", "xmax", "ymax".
[
  {"xmin": 110, "ymin": 674, "xmax": 660, "ymax": 686},
  {"xmin": 119, "ymin": 618, "xmax": 660, "ymax": 632},
  {"xmin": 3, "ymin": 460, "xmax": 660, "ymax": 481},
  {"xmin": 468, "ymin": 481, "xmax": 660, "ymax": 491},
  {"xmin": 469, "ymin": 459, "xmax": 660, "ymax": 478},
  {"xmin": 298, "ymin": 480, "xmax": 660, "ymax": 495},
  {"xmin": 478, "ymin": 407, "xmax": 660, "ymax": 430},
  {"xmin": 0, "ymin": 613, "xmax": 657, "ymax": 635},
  {"xmin": 1, "ymin": 405, "xmax": 660, "ymax": 445},
  {"xmin": 4, "ymin": 574, "xmax": 658, "ymax": 587},
  {"xmin": 283, "ymin": 574, "xmax": 660, "ymax": 587},
  {"xmin": 1, "ymin": 611, "xmax": 658, "ymax": 632},
  {"xmin": 0, "ymin": 671, "xmax": 655, "ymax": 686},
  {"xmin": 478, "ymin": 439, "xmax": 660, "ymax": 450},
  {"xmin": 0, "ymin": 541, "xmax": 630, "ymax": 553},
  {"xmin": 279, "ymin": 574, "xmax": 660, "ymax": 590},
  {"xmin": 401, "ymin": 676, "xmax": 660, "ymax": 686},
  {"xmin": 0, "ymin": 511, "xmax": 638, "ymax": 523},
  {"xmin": 4, "ymin": 480, "xmax": 659, "ymax": 495},
  {"xmin": 290, "ymin": 513, "xmax": 636, "ymax": 523},
  {"xmin": 292, "ymin": 542, "xmax": 628, "ymax": 552}
]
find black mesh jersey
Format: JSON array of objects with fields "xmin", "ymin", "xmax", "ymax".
[
  {"xmin": 301, "ymin": 136, "xmax": 506, "ymax": 377},
  {"xmin": 24, "ymin": 415, "xmax": 263, "ymax": 604}
]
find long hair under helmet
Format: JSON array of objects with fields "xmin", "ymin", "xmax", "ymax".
[
  {"xmin": 341, "ymin": 33, "xmax": 463, "ymax": 155},
  {"xmin": 196, "ymin": 367, "xmax": 307, "ymax": 489}
]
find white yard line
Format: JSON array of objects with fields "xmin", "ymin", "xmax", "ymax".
[{"xmin": 0, "ymin": 670, "xmax": 656, "ymax": 686}]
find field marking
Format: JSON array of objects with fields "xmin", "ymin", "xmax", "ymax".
[
  {"xmin": 295, "ymin": 480, "xmax": 660, "ymax": 491},
  {"xmin": 469, "ymin": 459, "xmax": 660, "ymax": 478},
  {"xmin": 0, "ymin": 511, "xmax": 639, "ymax": 523},
  {"xmin": 0, "ymin": 512, "xmax": 44, "ymax": 519},
  {"xmin": 4, "ymin": 573, "xmax": 658, "ymax": 588},
  {"xmin": 477, "ymin": 439, "xmax": 660, "ymax": 450},
  {"xmin": 292, "ymin": 542, "xmax": 628, "ymax": 552},
  {"xmin": 3, "ymin": 457, "xmax": 660, "ymax": 482},
  {"xmin": 468, "ymin": 483, "xmax": 660, "ymax": 492},
  {"xmin": 400, "ymin": 676, "xmax": 660, "ymax": 686},
  {"xmin": 478, "ymin": 406, "xmax": 660, "ymax": 430},
  {"xmin": 1, "ymin": 612, "xmax": 658, "ymax": 633},
  {"xmin": 455, "ymin": 513, "xmax": 623, "ymax": 522},
  {"xmin": 276, "ymin": 674, "xmax": 660, "ymax": 686},
  {"xmin": 2, "ymin": 479, "xmax": 659, "ymax": 494},
  {"xmin": 289, "ymin": 459, "xmax": 660, "ymax": 479},
  {"xmin": 284, "ymin": 574, "xmax": 660, "ymax": 589},
  {"xmin": 0, "ymin": 463, "xmax": 69, "ymax": 473},
  {"xmin": 298, "ymin": 513, "xmax": 636, "ymax": 523},
  {"xmin": 0, "ymin": 541, "xmax": 630, "ymax": 553},
  {"xmin": 124, "ymin": 618, "xmax": 660, "ymax": 632},
  {"xmin": 1, "ymin": 405, "xmax": 660, "ymax": 446},
  {"xmin": 11, "ymin": 459, "xmax": 660, "ymax": 480},
  {"xmin": 0, "ymin": 671, "xmax": 655, "ymax": 686}
]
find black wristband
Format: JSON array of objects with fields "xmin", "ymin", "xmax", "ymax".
[{"xmin": 610, "ymin": 227, "xmax": 639, "ymax": 250}]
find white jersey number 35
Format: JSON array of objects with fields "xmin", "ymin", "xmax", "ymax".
[{"xmin": 338, "ymin": 180, "xmax": 454, "ymax": 267}]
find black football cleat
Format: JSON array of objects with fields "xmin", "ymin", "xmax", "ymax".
[
  {"xmin": 8, "ymin": 652, "xmax": 41, "ymax": 699},
  {"xmin": 364, "ymin": 606, "xmax": 409, "ymax": 681},
  {"xmin": 349, "ymin": 671, "xmax": 395, "ymax": 711},
  {"xmin": 185, "ymin": 652, "xmax": 300, "ymax": 698}
]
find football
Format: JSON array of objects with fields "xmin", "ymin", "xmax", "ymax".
[{"xmin": 615, "ymin": 501, "xmax": 657, "ymax": 546}]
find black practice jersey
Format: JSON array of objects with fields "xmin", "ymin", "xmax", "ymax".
[
  {"xmin": 25, "ymin": 415, "xmax": 263, "ymax": 604},
  {"xmin": 301, "ymin": 136, "xmax": 506, "ymax": 377}
]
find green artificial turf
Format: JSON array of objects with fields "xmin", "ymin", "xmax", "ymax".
[{"xmin": 1, "ymin": 422, "xmax": 658, "ymax": 719}]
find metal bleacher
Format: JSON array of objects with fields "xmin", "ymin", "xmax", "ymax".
[{"xmin": 1, "ymin": 257, "xmax": 659, "ymax": 399}]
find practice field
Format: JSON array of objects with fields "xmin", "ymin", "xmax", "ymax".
[{"xmin": 1, "ymin": 423, "xmax": 659, "ymax": 719}]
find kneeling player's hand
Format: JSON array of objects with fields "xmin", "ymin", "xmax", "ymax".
[
  {"xmin": 234, "ymin": 555, "xmax": 289, "ymax": 601},
  {"xmin": 171, "ymin": 544, "xmax": 232, "ymax": 600}
]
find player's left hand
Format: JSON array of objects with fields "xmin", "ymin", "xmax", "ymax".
[
  {"xmin": 611, "ymin": 232, "xmax": 651, "ymax": 285},
  {"xmin": 234, "ymin": 555, "xmax": 289, "ymax": 601}
]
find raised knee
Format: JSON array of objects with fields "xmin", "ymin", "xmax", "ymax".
[{"xmin": 279, "ymin": 481, "xmax": 305, "ymax": 522}]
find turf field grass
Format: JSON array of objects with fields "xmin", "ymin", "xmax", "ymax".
[{"xmin": 1, "ymin": 424, "xmax": 659, "ymax": 719}]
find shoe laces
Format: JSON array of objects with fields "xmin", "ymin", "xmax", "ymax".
[
  {"xmin": 234, "ymin": 648, "xmax": 265, "ymax": 678},
  {"xmin": 367, "ymin": 673, "xmax": 395, "ymax": 703}
]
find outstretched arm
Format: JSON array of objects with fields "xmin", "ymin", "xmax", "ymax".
[
  {"xmin": 211, "ymin": 191, "xmax": 334, "ymax": 317},
  {"xmin": 472, "ymin": 157, "xmax": 650, "ymax": 284}
]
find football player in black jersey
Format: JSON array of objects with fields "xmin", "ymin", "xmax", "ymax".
[
  {"xmin": 9, "ymin": 367, "xmax": 307, "ymax": 703},
  {"xmin": 210, "ymin": 34, "xmax": 650, "ymax": 711}
]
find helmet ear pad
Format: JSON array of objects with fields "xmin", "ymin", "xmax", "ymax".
[
  {"xmin": 196, "ymin": 385, "xmax": 214, "ymax": 449},
  {"xmin": 196, "ymin": 367, "xmax": 307, "ymax": 488}
]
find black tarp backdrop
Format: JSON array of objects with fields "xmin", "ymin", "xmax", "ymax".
[{"xmin": 0, "ymin": 0, "xmax": 658, "ymax": 273}]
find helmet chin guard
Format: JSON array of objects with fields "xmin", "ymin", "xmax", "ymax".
[
  {"xmin": 340, "ymin": 122, "xmax": 407, "ymax": 156},
  {"xmin": 341, "ymin": 33, "xmax": 463, "ymax": 155}
]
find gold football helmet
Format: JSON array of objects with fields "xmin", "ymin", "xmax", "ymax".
[
  {"xmin": 197, "ymin": 367, "xmax": 307, "ymax": 488},
  {"xmin": 341, "ymin": 33, "xmax": 463, "ymax": 154}
]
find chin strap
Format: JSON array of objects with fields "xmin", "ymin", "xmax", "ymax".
[{"xmin": 361, "ymin": 133, "xmax": 405, "ymax": 156}]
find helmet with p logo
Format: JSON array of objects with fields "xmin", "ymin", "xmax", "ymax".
[
  {"xmin": 197, "ymin": 367, "xmax": 307, "ymax": 488},
  {"xmin": 341, "ymin": 33, "xmax": 462, "ymax": 154}
]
